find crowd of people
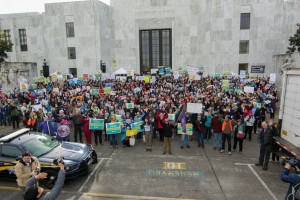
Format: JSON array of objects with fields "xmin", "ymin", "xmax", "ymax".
[{"xmin": 0, "ymin": 72, "xmax": 279, "ymax": 157}]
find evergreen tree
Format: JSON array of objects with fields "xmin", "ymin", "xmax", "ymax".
[
  {"xmin": 0, "ymin": 28, "xmax": 13, "ymax": 63},
  {"xmin": 287, "ymin": 23, "xmax": 300, "ymax": 54}
]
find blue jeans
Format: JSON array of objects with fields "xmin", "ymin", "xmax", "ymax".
[
  {"xmin": 204, "ymin": 127, "xmax": 211, "ymax": 140},
  {"xmin": 0, "ymin": 114, "xmax": 3, "ymax": 126},
  {"xmin": 110, "ymin": 134, "xmax": 118, "ymax": 147},
  {"xmin": 196, "ymin": 131, "xmax": 204, "ymax": 146},
  {"xmin": 213, "ymin": 132, "xmax": 222, "ymax": 148},
  {"xmin": 180, "ymin": 134, "xmax": 190, "ymax": 147},
  {"xmin": 3, "ymin": 114, "xmax": 11, "ymax": 126},
  {"xmin": 137, "ymin": 132, "xmax": 142, "ymax": 140}
]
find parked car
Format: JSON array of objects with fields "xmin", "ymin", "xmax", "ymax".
[{"xmin": 0, "ymin": 128, "xmax": 97, "ymax": 188}]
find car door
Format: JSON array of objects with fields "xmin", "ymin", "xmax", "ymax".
[{"xmin": 0, "ymin": 144, "xmax": 23, "ymax": 178}]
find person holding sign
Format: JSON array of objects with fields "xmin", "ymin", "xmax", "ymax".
[
  {"xmin": 109, "ymin": 114, "xmax": 118, "ymax": 148},
  {"xmin": 144, "ymin": 118, "xmax": 153, "ymax": 152},
  {"xmin": 180, "ymin": 112, "xmax": 192, "ymax": 149}
]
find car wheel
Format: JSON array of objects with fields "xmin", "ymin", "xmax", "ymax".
[
  {"xmin": 41, "ymin": 169, "xmax": 58, "ymax": 189},
  {"xmin": 91, "ymin": 150, "xmax": 98, "ymax": 164}
]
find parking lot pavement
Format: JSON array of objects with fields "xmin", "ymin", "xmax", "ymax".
[{"xmin": 0, "ymin": 126, "xmax": 289, "ymax": 200}]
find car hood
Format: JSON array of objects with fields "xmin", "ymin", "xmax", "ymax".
[{"xmin": 39, "ymin": 142, "xmax": 90, "ymax": 163}]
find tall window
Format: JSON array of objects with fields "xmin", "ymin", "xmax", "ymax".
[
  {"xmin": 239, "ymin": 40, "xmax": 249, "ymax": 54},
  {"xmin": 68, "ymin": 47, "xmax": 76, "ymax": 59},
  {"xmin": 4, "ymin": 30, "xmax": 12, "ymax": 52},
  {"xmin": 140, "ymin": 29, "xmax": 172, "ymax": 73},
  {"xmin": 66, "ymin": 22, "xmax": 75, "ymax": 37},
  {"xmin": 240, "ymin": 13, "xmax": 250, "ymax": 30},
  {"xmin": 19, "ymin": 29, "xmax": 27, "ymax": 51}
]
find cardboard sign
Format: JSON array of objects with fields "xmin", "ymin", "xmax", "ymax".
[
  {"xmin": 178, "ymin": 123, "xmax": 193, "ymax": 135},
  {"xmin": 89, "ymin": 119, "xmax": 104, "ymax": 130},
  {"xmin": 104, "ymin": 87, "xmax": 112, "ymax": 94},
  {"xmin": 90, "ymin": 89, "xmax": 99, "ymax": 95}
]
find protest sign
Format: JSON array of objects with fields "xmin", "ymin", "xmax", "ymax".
[
  {"xmin": 145, "ymin": 76, "xmax": 150, "ymax": 83},
  {"xmin": 187, "ymin": 103, "xmax": 203, "ymax": 114},
  {"xmin": 198, "ymin": 66, "xmax": 204, "ymax": 72},
  {"xmin": 35, "ymin": 89, "xmax": 46, "ymax": 96},
  {"xmin": 270, "ymin": 73, "xmax": 276, "ymax": 84},
  {"xmin": 256, "ymin": 103, "xmax": 261, "ymax": 108},
  {"xmin": 53, "ymin": 88, "xmax": 59, "ymax": 93},
  {"xmin": 131, "ymin": 121, "xmax": 144, "ymax": 132},
  {"xmin": 86, "ymin": 86, "xmax": 90, "ymax": 91},
  {"xmin": 83, "ymin": 74, "xmax": 89, "ymax": 81},
  {"xmin": 31, "ymin": 84, "xmax": 37, "ymax": 89},
  {"xmin": 151, "ymin": 68, "xmax": 158, "ymax": 74},
  {"xmin": 104, "ymin": 87, "xmax": 112, "ymax": 94},
  {"xmin": 168, "ymin": 114, "xmax": 175, "ymax": 121},
  {"xmin": 187, "ymin": 66, "xmax": 198, "ymax": 75},
  {"xmin": 214, "ymin": 73, "xmax": 221, "ymax": 78},
  {"xmin": 33, "ymin": 76, "xmax": 45, "ymax": 83},
  {"xmin": 244, "ymin": 86, "xmax": 254, "ymax": 93},
  {"xmin": 126, "ymin": 103, "xmax": 134, "ymax": 109},
  {"xmin": 116, "ymin": 115, "xmax": 123, "ymax": 122},
  {"xmin": 90, "ymin": 89, "xmax": 99, "ymax": 95},
  {"xmin": 178, "ymin": 123, "xmax": 193, "ymax": 135},
  {"xmin": 159, "ymin": 68, "xmax": 164, "ymax": 74},
  {"xmin": 126, "ymin": 129, "xmax": 138, "ymax": 137},
  {"xmin": 119, "ymin": 95, "xmax": 126, "ymax": 100},
  {"xmin": 166, "ymin": 69, "xmax": 171, "ymax": 76},
  {"xmin": 89, "ymin": 119, "xmax": 104, "ymax": 130},
  {"xmin": 106, "ymin": 122, "xmax": 121, "ymax": 134},
  {"xmin": 51, "ymin": 74, "xmax": 57, "ymax": 81},
  {"xmin": 265, "ymin": 84, "xmax": 271, "ymax": 90},
  {"xmin": 240, "ymin": 70, "xmax": 246, "ymax": 79}
]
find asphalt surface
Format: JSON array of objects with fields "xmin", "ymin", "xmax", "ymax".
[{"xmin": 0, "ymin": 124, "xmax": 289, "ymax": 200}]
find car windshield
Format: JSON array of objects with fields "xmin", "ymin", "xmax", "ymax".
[{"xmin": 22, "ymin": 134, "xmax": 59, "ymax": 157}]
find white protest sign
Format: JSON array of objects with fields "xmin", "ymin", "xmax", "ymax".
[
  {"xmin": 244, "ymin": 86, "xmax": 254, "ymax": 93},
  {"xmin": 151, "ymin": 69, "xmax": 158, "ymax": 74},
  {"xmin": 126, "ymin": 103, "xmax": 134, "ymax": 109},
  {"xmin": 195, "ymin": 75, "xmax": 201, "ymax": 80},
  {"xmin": 270, "ymin": 73, "xmax": 276, "ymax": 84},
  {"xmin": 86, "ymin": 86, "xmax": 90, "ymax": 91},
  {"xmin": 53, "ymin": 88, "xmax": 59, "ymax": 93},
  {"xmin": 187, "ymin": 103, "xmax": 203, "ymax": 114},
  {"xmin": 187, "ymin": 66, "xmax": 198, "ymax": 75},
  {"xmin": 150, "ymin": 78, "xmax": 156, "ymax": 83},
  {"xmin": 240, "ymin": 70, "xmax": 246, "ymax": 79}
]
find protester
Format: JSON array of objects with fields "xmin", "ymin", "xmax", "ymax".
[
  {"xmin": 281, "ymin": 161, "xmax": 300, "ymax": 200},
  {"xmin": 194, "ymin": 114, "xmax": 205, "ymax": 148},
  {"xmin": 232, "ymin": 119, "xmax": 245, "ymax": 152},
  {"xmin": 144, "ymin": 117, "xmax": 153, "ymax": 151},
  {"xmin": 162, "ymin": 119, "xmax": 173, "ymax": 154},
  {"xmin": 81, "ymin": 113, "xmax": 93, "ymax": 145},
  {"xmin": 255, "ymin": 121, "xmax": 273, "ymax": 170},
  {"xmin": 244, "ymin": 111, "xmax": 255, "ymax": 141},
  {"xmin": 211, "ymin": 112, "xmax": 223, "ymax": 150},
  {"xmin": 220, "ymin": 115, "xmax": 234, "ymax": 155}
]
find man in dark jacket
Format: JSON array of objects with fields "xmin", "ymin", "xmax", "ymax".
[
  {"xmin": 70, "ymin": 110, "xmax": 83, "ymax": 143},
  {"xmin": 211, "ymin": 112, "xmax": 223, "ymax": 150},
  {"xmin": 281, "ymin": 160, "xmax": 300, "ymax": 200},
  {"xmin": 255, "ymin": 121, "xmax": 273, "ymax": 170},
  {"xmin": 162, "ymin": 119, "xmax": 173, "ymax": 154},
  {"xmin": 24, "ymin": 161, "xmax": 65, "ymax": 200}
]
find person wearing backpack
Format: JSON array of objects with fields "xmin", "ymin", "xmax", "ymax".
[
  {"xmin": 232, "ymin": 119, "xmax": 245, "ymax": 152},
  {"xmin": 281, "ymin": 160, "xmax": 300, "ymax": 200}
]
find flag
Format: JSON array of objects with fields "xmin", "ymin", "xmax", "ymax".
[{"xmin": 178, "ymin": 109, "xmax": 186, "ymax": 133}]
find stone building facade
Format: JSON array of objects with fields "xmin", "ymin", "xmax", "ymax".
[{"xmin": 0, "ymin": 0, "xmax": 300, "ymax": 77}]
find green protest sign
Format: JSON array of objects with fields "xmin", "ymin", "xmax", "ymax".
[
  {"xmin": 90, "ymin": 89, "xmax": 99, "ymax": 95},
  {"xmin": 89, "ymin": 119, "xmax": 104, "ymax": 130},
  {"xmin": 177, "ymin": 123, "xmax": 193, "ymax": 135},
  {"xmin": 106, "ymin": 122, "xmax": 121, "ymax": 134},
  {"xmin": 131, "ymin": 121, "xmax": 144, "ymax": 132}
]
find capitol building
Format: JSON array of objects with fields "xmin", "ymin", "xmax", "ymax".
[{"xmin": 0, "ymin": 0, "xmax": 300, "ymax": 77}]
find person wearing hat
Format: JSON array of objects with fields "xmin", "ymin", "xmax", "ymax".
[
  {"xmin": 37, "ymin": 116, "xmax": 50, "ymax": 135},
  {"xmin": 244, "ymin": 110, "xmax": 255, "ymax": 141},
  {"xmin": 220, "ymin": 115, "xmax": 235, "ymax": 155},
  {"xmin": 281, "ymin": 160, "xmax": 300, "ymax": 200}
]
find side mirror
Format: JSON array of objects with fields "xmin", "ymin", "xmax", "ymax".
[{"xmin": 16, "ymin": 156, "xmax": 22, "ymax": 161}]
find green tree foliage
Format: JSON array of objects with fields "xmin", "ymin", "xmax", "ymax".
[
  {"xmin": 287, "ymin": 23, "xmax": 300, "ymax": 54},
  {"xmin": 0, "ymin": 28, "xmax": 13, "ymax": 63}
]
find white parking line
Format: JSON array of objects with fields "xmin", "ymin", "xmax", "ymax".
[
  {"xmin": 78, "ymin": 158, "xmax": 104, "ymax": 193},
  {"xmin": 235, "ymin": 163, "xmax": 279, "ymax": 200}
]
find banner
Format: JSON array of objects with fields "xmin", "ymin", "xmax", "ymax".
[
  {"xmin": 126, "ymin": 103, "xmax": 134, "ymax": 109},
  {"xmin": 131, "ymin": 121, "xmax": 144, "ymax": 132},
  {"xmin": 159, "ymin": 68, "xmax": 164, "ymax": 75},
  {"xmin": 178, "ymin": 123, "xmax": 193, "ymax": 135},
  {"xmin": 104, "ymin": 87, "xmax": 112, "ymax": 94},
  {"xmin": 106, "ymin": 122, "xmax": 121, "ymax": 134},
  {"xmin": 51, "ymin": 74, "xmax": 57, "ymax": 81},
  {"xmin": 222, "ymin": 80, "xmax": 230, "ymax": 91},
  {"xmin": 83, "ymin": 74, "xmax": 89, "ymax": 81},
  {"xmin": 89, "ymin": 119, "xmax": 104, "ymax": 130},
  {"xmin": 214, "ymin": 73, "xmax": 221, "ymax": 78},
  {"xmin": 187, "ymin": 103, "xmax": 203, "ymax": 114},
  {"xmin": 198, "ymin": 66, "xmax": 204, "ymax": 72},
  {"xmin": 35, "ymin": 89, "xmax": 46, "ymax": 96},
  {"xmin": 33, "ymin": 76, "xmax": 45, "ymax": 83}
]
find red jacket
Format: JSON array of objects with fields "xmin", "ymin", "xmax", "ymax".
[
  {"xmin": 156, "ymin": 112, "xmax": 168, "ymax": 129},
  {"xmin": 81, "ymin": 116, "xmax": 93, "ymax": 134},
  {"xmin": 211, "ymin": 116, "xmax": 223, "ymax": 133}
]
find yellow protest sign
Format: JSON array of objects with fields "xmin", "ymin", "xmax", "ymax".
[{"xmin": 126, "ymin": 129, "xmax": 138, "ymax": 137}]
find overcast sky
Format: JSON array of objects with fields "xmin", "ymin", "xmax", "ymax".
[{"xmin": 0, "ymin": 0, "xmax": 110, "ymax": 14}]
